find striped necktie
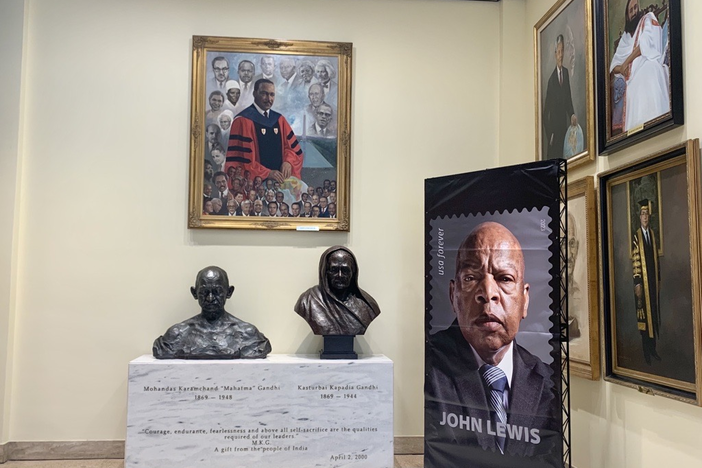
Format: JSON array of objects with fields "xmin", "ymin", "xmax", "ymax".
[{"xmin": 480, "ymin": 364, "xmax": 508, "ymax": 453}]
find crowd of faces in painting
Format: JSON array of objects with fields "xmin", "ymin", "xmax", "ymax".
[
  {"xmin": 202, "ymin": 53, "xmax": 340, "ymax": 220},
  {"xmin": 203, "ymin": 166, "xmax": 338, "ymax": 219}
]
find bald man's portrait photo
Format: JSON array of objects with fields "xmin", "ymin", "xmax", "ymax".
[{"xmin": 425, "ymin": 210, "xmax": 562, "ymax": 468}]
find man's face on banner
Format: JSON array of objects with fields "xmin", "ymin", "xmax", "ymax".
[{"xmin": 449, "ymin": 222, "xmax": 530, "ymax": 364}]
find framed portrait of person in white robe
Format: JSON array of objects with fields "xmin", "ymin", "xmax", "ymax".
[{"xmin": 595, "ymin": 0, "xmax": 683, "ymax": 154}]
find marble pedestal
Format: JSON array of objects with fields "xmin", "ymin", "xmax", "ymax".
[{"xmin": 126, "ymin": 354, "xmax": 393, "ymax": 468}]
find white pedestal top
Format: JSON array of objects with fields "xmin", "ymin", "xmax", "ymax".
[{"xmin": 130, "ymin": 353, "xmax": 392, "ymax": 365}]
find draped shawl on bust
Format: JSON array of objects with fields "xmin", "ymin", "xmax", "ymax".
[{"xmin": 295, "ymin": 246, "xmax": 381, "ymax": 335}]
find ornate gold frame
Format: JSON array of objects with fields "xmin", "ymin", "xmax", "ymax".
[
  {"xmin": 567, "ymin": 176, "xmax": 600, "ymax": 380},
  {"xmin": 599, "ymin": 140, "xmax": 702, "ymax": 405},
  {"xmin": 188, "ymin": 36, "xmax": 352, "ymax": 230},
  {"xmin": 534, "ymin": 0, "xmax": 595, "ymax": 169}
]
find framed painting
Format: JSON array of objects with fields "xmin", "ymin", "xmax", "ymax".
[
  {"xmin": 535, "ymin": 0, "xmax": 595, "ymax": 169},
  {"xmin": 567, "ymin": 176, "xmax": 600, "ymax": 380},
  {"xmin": 599, "ymin": 140, "xmax": 702, "ymax": 405},
  {"xmin": 595, "ymin": 0, "xmax": 683, "ymax": 154},
  {"xmin": 188, "ymin": 36, "xmax": 352, "ymax": 230}
]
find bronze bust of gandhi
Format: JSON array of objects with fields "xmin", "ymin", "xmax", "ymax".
[{"xmin": 153, "ymin": 266, "xmax": 271, "ymax": 359}]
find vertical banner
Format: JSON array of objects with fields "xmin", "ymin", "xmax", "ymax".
[{"xmin": 424, "ymin": 160, "xmax": 569, "ymax": 468}]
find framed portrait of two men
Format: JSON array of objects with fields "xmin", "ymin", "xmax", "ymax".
[
  {"xmin": 188, "ymin": 36, "xmax": 352, "ymax": 230},
  {"xmin": 599, "ymin": 140, "xmax": 702, "ymax": 405},
  {"xmin": 535, "ymin": 0, "xmax": 596, "ymax": 169},
  {"xmin": 595, "ymin": 0, "xmax": 683, "ymax": 154}
]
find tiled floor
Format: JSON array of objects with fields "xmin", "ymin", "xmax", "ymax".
[{"xmin": 1, "ymin": 457, "xmax": 424, "ymax": 467}]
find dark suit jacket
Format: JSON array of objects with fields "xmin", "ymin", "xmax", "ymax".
[
  {"xmin": 425, "ymin": 322, "xmax": 561, "ymax": 468},
  {"xmin": 543, "ymin": 66, "xmax": 575, "ymax": 160},
  {"xmin": 308, "ymin": 123, "xmax": 337, "ymax": 138}
]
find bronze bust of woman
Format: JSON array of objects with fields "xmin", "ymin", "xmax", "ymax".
[{"xmin": 295, "ymin": 246, "xmax": 381, "ymax": 336}]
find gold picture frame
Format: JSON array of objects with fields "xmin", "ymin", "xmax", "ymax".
[
  {"xmin": 567, "ymin": 176, "xmax": 600, "ymax": 380},
  {"xmin": 188, "ymin": 36, "xmax": 352, "ymax": 230},
  {"xmin": 599, "ymin": 139, "xmax": 702, "ymax": 405},
  {"xmin": 534, "ymin": 0, "xmax": 595, "ymax": 169}
]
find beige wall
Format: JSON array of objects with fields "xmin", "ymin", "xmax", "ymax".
[
  {"xmin": 6, "ymin": 0, "xmax": 501, "ymax": 440},
  {"xmin": 509, "ymin": 0, "xmax": 702, "ymax": 467},
  {"xmin": 0, "ymin": 0, "xmax": 26, "ymax": 445},
  {"xmin": 6, "ymin": 0, "xmax": 701, "ymax": 465},
  {"xmin": 498, "ymin": 0, "xmax": 531, "ymax": 160}
]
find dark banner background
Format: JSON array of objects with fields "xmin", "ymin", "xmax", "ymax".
[{"xmin": 424, "ymin": 160, "xmax": 566, "ymax": 468}]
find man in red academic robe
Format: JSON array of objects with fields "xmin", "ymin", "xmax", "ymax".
[{"xmin": 225, "ymin": 79, "xmax": 304, "ymax": 183}]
